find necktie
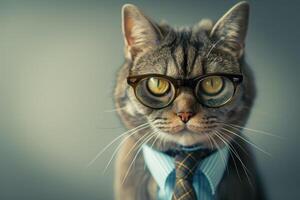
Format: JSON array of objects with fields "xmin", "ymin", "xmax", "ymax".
[{"xmin": 171, "ymin": 151, "xmax": 208, "ymax": 200}]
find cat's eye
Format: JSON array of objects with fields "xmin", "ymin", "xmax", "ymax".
[
  {"xmin": 128, "ymin": 76, "xmax": 176, "ymax": 109},
  {"xmin": 127, "ymin": 73, "xmax": 242, "ymax": 109},
  {"xmin": 147, "ymin": 77, "xmax": 170, "ymax": 96},
  {"xmin": 196, "ymin": 76, "xmax": 235, "ymax": 107},
  {"xmin": 200, "ymin": 76, "xmax": 224, "ymax": 95}
]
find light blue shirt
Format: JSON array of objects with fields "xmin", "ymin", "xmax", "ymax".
[{"xmin": 142, "ymin": 145, "xmax": 229, "ymax": 200}]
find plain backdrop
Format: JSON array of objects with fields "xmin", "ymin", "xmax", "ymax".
[{"xmin": 1, "ymin": 0, "xmax": 299, "ymax": 199}]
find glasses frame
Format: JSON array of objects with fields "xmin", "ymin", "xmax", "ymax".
[{"xmin": 127, "ymin": 73, "xmax": 243, "ymax": 109}]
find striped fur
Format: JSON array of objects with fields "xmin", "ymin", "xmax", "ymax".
[{"xmin": 114, "ymin": 2, "xmax": 266, "ymax": 200}]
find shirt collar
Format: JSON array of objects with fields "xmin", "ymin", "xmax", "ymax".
[{"xmin": 142, "ymin": 144, "xmax": 229, "ymax": 195}]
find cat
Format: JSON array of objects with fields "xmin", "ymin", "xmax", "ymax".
[{"xmin": 114, "ymin": 2, "xmax": 266, "ymax": 200}]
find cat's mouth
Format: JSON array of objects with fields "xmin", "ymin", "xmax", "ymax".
[
  {"xmin": 161, "ymin": 124, "xmax": 216, "ymax": 134},
  {"xmin": 155, "ymin": 124, "xmax": 216, "ymax": 147},
  {"xmin": 177, "ymin": 143, "xmax": 208, "ymax": 151}
]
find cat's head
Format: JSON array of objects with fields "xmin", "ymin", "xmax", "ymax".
[{"xmin": 117, "ymin": 2, "xmax": 255, "ymax": 150}]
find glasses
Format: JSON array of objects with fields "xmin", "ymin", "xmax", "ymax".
[{"xmin": 127, "ymin": 73, "xmax": 243, "ymax": 109}]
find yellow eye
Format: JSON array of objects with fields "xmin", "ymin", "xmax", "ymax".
[
  {"xmin": 201, "ymin": 76, "xmax": 223, "ymax": 95},
  {"xmin": 147, "ymin": 77, "xmax": 170, "ymax": 95}
]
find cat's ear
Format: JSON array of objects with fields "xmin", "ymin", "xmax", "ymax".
[
  {"xmin": 210, "ymin": 1, "xmax": 249, "ymax": 58},
  {"xmin": 122, "ymin": 4, "xmax": 162, "ymax": 60}
]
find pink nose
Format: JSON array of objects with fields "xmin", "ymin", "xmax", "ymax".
[{"xmin": 177, "ymin": 112, "xmax": 195, "ymax": 123}]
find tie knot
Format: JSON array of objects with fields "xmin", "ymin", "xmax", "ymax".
[{"xmin": 174, "ymin": 152, "xmax": 202, "ymax": 180}]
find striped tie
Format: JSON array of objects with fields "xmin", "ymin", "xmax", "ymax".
[{"xmin": 171, "ymin": 151, "xmax": 208, "ymax": 200}]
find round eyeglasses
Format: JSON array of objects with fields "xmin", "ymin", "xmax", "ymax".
[{"xmin": 127, "ymin": 73, "xmax": 243, "ymax": 109}]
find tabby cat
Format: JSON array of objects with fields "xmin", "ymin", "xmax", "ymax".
[{"xmin": 114, "ymin": 2, "xmax": 266, "ymax": 200}]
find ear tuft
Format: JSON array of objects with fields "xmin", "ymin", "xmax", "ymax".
[{"xmin": 210, "ymin": 1, "xmax": 250, "ymax": 58}]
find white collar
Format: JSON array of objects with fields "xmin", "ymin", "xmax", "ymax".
[{"xmin": 142, "ymin": 144, "xmax": 229, "ymax": 194}]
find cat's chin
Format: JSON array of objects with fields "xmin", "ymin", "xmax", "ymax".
[{"xmin": 159, "ymin": 129, "xmax": 212, "ymax": 148}]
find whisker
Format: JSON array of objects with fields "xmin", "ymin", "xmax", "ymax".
[
  {"xmin": 122, "ymin": 131, "xmax": 158, "ymax": 184},
  {"xmin": 227, "ymin": 123, "xmax": 283, "ymax": 139},
  {"xmin": 102, "ymin": 128, "xmax": 152, "ymax": 173},
  {"xmin": 122, "ymin": 131, "xmax": 153, "ymax": 163},
  {"xmin": 215, "ymin": 127, "xmax": 250, "ymax": 156},
  {"xmin": 215, "ymin": 130, "xmax": 253, "ymax": 187},
  {"xmin": 206, "ymin": 36, "xmax": 225, "ymax": 58},
  {"xmin": 221, "ymin": 127, "xmax": 271, "ymax": 157},
  {"xmin": 216, "ymin": 121, "xmax": 282, "ymax": 139},
  {"xmin": 204, "ymin": 133, "xmax": 214, "ymax": 150},
  {"xmin": 150, "ymin": 133, "xmax": 160, "ymax": 149},
  {"xmin": 213, "ymin": 131, "xmax": 242, "ymax": 182},
  {"xmin": 148, "ymin": 132, "xmax": 169, "ymax": 176},
  {"xmin": 86, "ymin": 121, "xmax": 151, "ymax": 167},
  {"xmin": 120, "ymin": 120, "xmax": 162, "ymax": 165},
  {"xmin": 209, "ymin": 132, "xmax": 228, "ymax": 174}
]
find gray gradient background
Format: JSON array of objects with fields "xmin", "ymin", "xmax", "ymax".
[{"xmin": 0, "ymin": 0, "xmax": 299, "ymax": 199}]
